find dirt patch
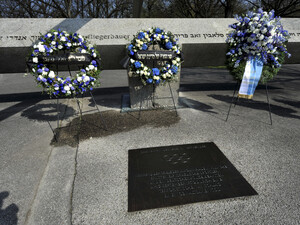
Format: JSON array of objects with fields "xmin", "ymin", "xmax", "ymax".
[{"xmin": 51, "ymin": 109, "xmax": 180, "ymax": 147}]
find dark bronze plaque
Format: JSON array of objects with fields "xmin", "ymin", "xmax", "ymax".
[{"xmin": 128, "ymin": 142, "xmax": 257, "ymax": 212}]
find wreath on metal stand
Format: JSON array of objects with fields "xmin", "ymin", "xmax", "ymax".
[
  {"xmin": 127, "ymin": 27, "xmax": 183, "ymax": 85},
  {"xmin": 27, "ymin": 29, "xmax": 101, "ymax": 98},
  {"xmin": 26, "ymin": 29, "xmax": 107, "ymax": 137}
]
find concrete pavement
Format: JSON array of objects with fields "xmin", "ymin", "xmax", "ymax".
[{"xmin": 0, "ymin": 65, "xmax": 299, "ymax": 224}]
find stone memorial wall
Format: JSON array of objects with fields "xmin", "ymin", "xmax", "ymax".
[{"xmin": 1, "ymin": 18, "xmax": 299, "ymax": 72}]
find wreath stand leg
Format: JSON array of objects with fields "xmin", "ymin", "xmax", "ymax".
[
  {"xmin": 89, "ymin": 91, "xmax": 107, "ymax": 131},
  {"xmin": 226, "ymin": 81, "xmax": 239, "ymax": 122},
  {"xmin": 226, "ymin": 82, "xmax": 272, "ymax": 125},
  {"xmin": 168, "ymin": 82, "xmax": 178, "ymax": 117},
  {"xmin": 265, "ymin": 83, "xmax": 273, "ymax": 125}
]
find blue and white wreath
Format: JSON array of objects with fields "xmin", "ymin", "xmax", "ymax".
[
  {"xmin": 28, "ymin": 29, "xmax": 101, "ymax": 97},
  {"xmin": 127, "ymin": 27, "xmax": 183, "ymax": 85},
  {"xmin": 226, "ymin": 8, "xmax": 291, "ymax": 83}
]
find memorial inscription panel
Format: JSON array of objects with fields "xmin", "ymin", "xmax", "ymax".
[{"xmin": 128, "ymin": 142, "xmax": 257, "ymax": 212}]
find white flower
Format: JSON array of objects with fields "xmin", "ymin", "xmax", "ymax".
[
  {"xmin": 42, "ymin": 71, "xmax": 48, "ymax": 76},
  {"xmin": 38, "ymin": 75, "xmax": 43, "ymax": 80},
  {"xmin": 32, "ymin": 68, "xmax": 36, "ymax": 72},
  {"xmin": 77, "ymin": 76, "xmax": 83, "ymax": 82},
  {"xmin": 253, "ymin": 17, "xmax": 259, "ymax": 21},
  {"xmin": 162, "ymin": 74, "xmax": 166, "ymax": 79},
  {"xmin": 130, "ymin": 59, "xmax": 135, "ymax": 63},
  {"xmin": 60, "ymin": 36, "xmax": 67, "ymax": 42},
  {"xmin": 144, "ymin": 66, "xmax": 148, "ymax": 71},
  {"xmin": 57, "ymin": 77, "xmax": 62, "ymax": 82},
  {"xmin": 33, "ymin": 57, "xmax": 38, "ymax": 63},
  {"xmin": 172, "ymin": 60, "xmax": 177, "ymax": 65},
  {"xmin": 92, "ymin": 53, "xmax": 97, "ymax": 58},
  {"xmin": 54, "ymin": 32, "xmax": 58, "ymax": 35},
  {"xmin": 83, "ymin": 76, "xmax": 90, "ymax": 82},
  {"xmin": 88, "ymin": 65, "xmax": 95, "ymax": 70},
  {"xmin": 48, "ymin": 71, "xmax": 55, "ymax": 78},
  {"xmin": 67, "ymin": 43, "xmax": 71, "ymax": 47},
  {"xmin": 153, "ymin": 76, "xmax": 159, "ymax": 80},
  {"xmin": 67, "ymin": 90, "xmax": 71, "ymax": 94},
  {"xmin": 259, "ymin": 35, "xmax": 264, "ymax": 40},
  {"xmin": 38, "ymin": 45, "xmax": 45, "ymax": 52},
  {"xmin": 64, "ymin": 86, "xmax": 70, "ymax": 91},
  {"xmin": 54, "ymin": 86, "xmax": 59, "ymax": 90},
  {"xmin": 51, "ymin": 41, "xmax": 56, "ymax": 45},
  {"xmin": 81, "ymin": 49, "xmax": 87, "ymax": 53},
  {"xmin": 58, "ymin": 45, "xmax": 63, "ymax": 49}
]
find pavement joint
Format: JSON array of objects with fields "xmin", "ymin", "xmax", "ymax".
[{"xmin": 24, "ymin": 145, "xmax": 55, "ymax": 225}]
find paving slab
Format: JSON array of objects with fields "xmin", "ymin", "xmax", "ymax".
[{"xmin": 0, "ymin": 65, "xmax": 299, "ymax": 225}]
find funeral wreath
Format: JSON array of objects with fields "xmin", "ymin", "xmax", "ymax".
[
  {"xmin": 27, "ymin": 29, "xmax": 101, "ymax": 97},
  {"xmin": 226, "ymin": 8, "xmax": 291, "ymax": 83},
  {"xmin": 127, "ymin": 27, "xmax": 183, "ymax": 85}
]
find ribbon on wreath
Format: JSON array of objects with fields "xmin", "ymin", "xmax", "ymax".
[{"xmin": 238, "ymin": 57, "xmax": 263, "ymax": 99}]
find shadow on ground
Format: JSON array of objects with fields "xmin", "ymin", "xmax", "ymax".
[
  {"xmin": 21, "ymin": 103, "xmax": 76, "ymax": 122},
  {"xmin": 0, "ymin": 191, "xmax": 18, "ymax": 225},
  {"xmin": 179, "ymin": 97, "xmax": 217, "ymax": 114},
  {"xmin": 208, "ymin": 94, "xmax": 300, "ymax": 120},
  {"xmin": 51, "ymin": 109, "xmax": 180, "ymax": 147}
]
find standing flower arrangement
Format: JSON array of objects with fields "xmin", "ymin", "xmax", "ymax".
[
  {"xmin": 127, "ymin": 27, "xmax": 183, "ymax": 85},
  {"xmin": 27, "ymin": 29, "xmax": 101, "ymax": 97},
  {"xmin": 226, "ymin": 8, "xmax": 291, "ymax": 84}
]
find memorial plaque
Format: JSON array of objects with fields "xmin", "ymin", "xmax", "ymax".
[{"xmin": 128, "ymin": 142, "xmax": 257, "ymax": 212}]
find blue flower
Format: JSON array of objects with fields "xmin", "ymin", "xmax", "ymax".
[
  {"xmin": 42, "ymin": 78, "xmax": 47, "ymax": 82},
  {"xmin": 81, "ymin": 69, "xmax": 86, "ymax": 73},
  {"xmin": 37, "ymin": 68, "xmax": 43, "ymax": 73},
  {"xmin": 155, "ymin": 28, "xmax": 162, "ymax": 33},
  {"xmin": 128, "ymin": 44, "xmax": 133, "ymax": 50},
  {"xmin": 146, "ymin": 78, "xmax": 153, "ymax": 84},
  {"xmin": 134, "ymin": 61, "xmax": 141, "ymax": 68},
  {"xmin": 44, "ymin": 68, "xmax": 49, "ymax": 72},
  {"xmin": 91, "ymin": 60, "xmax": 97, "ymax": 65},
  {"xmin": 142, "ymin": 43, "xmax": 148, "ymax": 50},
  {"xmin": 152, "ymin": 68, "xmax": 160, "ymax": 76},
  {"xmin": 165, "ymin": 42, "xmax": 173, "ymax": 50},
  {"xmin": 137, "ymin": 32, "xmax": 145, "ymax": 39},
  {"xmin": 130, "ymin": 50, "xmax": 134, "ymax": 56},
  {"xmin": 155, "ymin": 79, "xmax": 160, "ymax": 84},
  {"xmin": 171, "ymin": 66, "xmax": 178, "ymax": 74}
]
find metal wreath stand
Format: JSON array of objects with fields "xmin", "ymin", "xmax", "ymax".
[
  {"xmin": 226, "ymin": 81, "xmax": 273, "ymax": 125},
  {"xmin": 27, "ymin": 53, "xmax": 107, "ymax": 141},
  {"xmin": 136, "ymin": 44, "xmax": 179, "ymax": 119}
]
